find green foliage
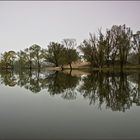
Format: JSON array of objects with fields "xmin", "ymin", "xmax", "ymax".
[
  {"xmin": 113, "ymin": 24, "xmax": 133, "ymax": 69},
  {"xmin": 79, "ymin": 24, "xmax": 134, "ymax": 69},
  {"xmin": 0, "ymin": 51, "xmax": 16, "ymax": 69},
  {"xmin": 15, "ymin": 44, "xmax": 44, "ymax": 69},
  {"xmin": 29, "ymin": 44, "xmax": 43, "ymax": 68},
  {"xmin": 0, "ymin": 24, "xmax": 140, "ymax": 70},
  {"xmin": 17, "ymin": 48, "xmax": 32, "ymax": 69},
  {"xmin": 46, "ymin": 42, "xmax": 66, "ymax": 67},
  {"xmin": 79, "ymin": 34, "xmax": 98, "ymax": 67},
  {"xmin": 65, "ymin": 48, "xmax": 79, "ymax": 64},
  {"xmin": 97, "ymin": 29, "xmax": 107, "ymax": 68},
  {"xmin": 62, "ymin": 39, "xmax": 80, "ymax": 69}
]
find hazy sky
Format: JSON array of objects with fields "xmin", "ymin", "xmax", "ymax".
[{"xmin": 0, "ymin": 1, "xmax": 140, "ymax": 53}]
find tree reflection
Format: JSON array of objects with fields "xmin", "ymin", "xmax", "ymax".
[
  {"xmin": 0, "ymin": 70, "xmax": 17, "ymax": 87},
  {"xmin": 16, "ymin": 70, "xmax": 42, "ymax": 93},
  {"xmin": 79, "ymin": 71, "xmax": 140, "ymax": 112},
  {"xmin": 128, "ymin": 72, "xmax": 140, "ymax": 106},
  {"xmin": 0, "ymin": 70, "xmax": 140, "ymax": 111},
  {"xmin": 0, "ymin": 70, "xmax": 80, "ymax": 99},
  {"xmin": 46, "ymin": 71, "xmax": 80, "ymax": 100}
]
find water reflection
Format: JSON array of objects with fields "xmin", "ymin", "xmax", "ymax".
[
  {"xmin": 0, "ymin": 69, "xmax": 140, "ymax": 112},
  {"xmin": 46, "ymin": 71, "xmax": 80, "ymax": 100},
  {"xmin": 79, "ymin": 72, "xmax": 140, "ymax": 112}
]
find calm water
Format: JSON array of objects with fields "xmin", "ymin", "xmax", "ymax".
[{"xmin": 0, "ymin": 70, "xmax": 140, "ymax": 139}]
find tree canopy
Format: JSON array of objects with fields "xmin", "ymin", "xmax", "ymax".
[{"xmin": 0, "ymin": 24, "xmax": 140, "ymax": 70}]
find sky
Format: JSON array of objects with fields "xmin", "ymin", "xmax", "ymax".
[{"xmin": 0, "ymin": 1, "xmax": 140, "ymax": 53}]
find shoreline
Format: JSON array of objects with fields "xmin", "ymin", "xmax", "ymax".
[{"xmin": 1, "ymin": 65, "xmax": 140, "ymax": 72}]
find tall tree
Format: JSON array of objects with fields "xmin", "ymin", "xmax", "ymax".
[
  {"xmin": 16, "ymin": 50, "xmax": 28, "ymax": 69},
  {"xmin": 62, "ymin": 39, "xmax": 79, "ymax": 70},
  {"xmin": 114, "ymin": 24, "xmax": 132, "ymax": 70},
  {"xmin": 46, "ymin": 42, "xmax": 66, "ymax": 67},
  {"xmin": 29, "ymin": 44, "xmax": 43, "ymax": 69},
  {"xmin": 97, "ymin": 29, "xmax": 106, "ymax": 68},
  {"xmin": 104, "ymin": 29, "xmax": 112, "ymax": 67},
  {"xmin": 22, "ymin": 48, "xmax": 33, "ymax": 70},
  {"xmin": 109, "ymin": 26, "xmax": 119, "ymax": 67},
  {"xmin": 79, "ymin": 34, "xmax": 98, "ymax": 67}
]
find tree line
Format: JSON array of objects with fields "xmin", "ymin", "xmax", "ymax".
[
  {"xmin": 0, "ymin": 24, "xmax": 140, "ymax": 70},
  {"xmin": 0, "ymin": 39, "xmax": 79, "ymax": 70}
]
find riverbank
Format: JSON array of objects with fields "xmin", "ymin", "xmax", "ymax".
[
  {"xmin": 1, "ymin": 61, "xmax": 140, "ymax": 73},
  {"xmin": 46, "ymin": 61, "xmax": 140, "ymax": 72}
]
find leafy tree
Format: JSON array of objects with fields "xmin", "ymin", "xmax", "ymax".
[
  {"xmin": 0, "ymin": 51, "xmax": 16, "ymax": 69},
  {"xmin": 29, "ymin": 44, "xmax": 43, "ymax": 69},
  {"xmin": 113, "ymin": 24, "xmax": 133, "ymax": 70},
  {"xmin": 97, "ymin": 29, "xmax": 106, "ymax": 68},
  {"xmin": 104, "ymin": 29, "xmax": 113, "ymax": 67},
  {"xmin": 62, "ymin": 39, "xmax": 79, "ymax": 70},
  {"xmin": 22, "ymin": 48, "xmax": 33, "ymax": 70},
  {"xmin": 16, "ymin": 50, "xmax": 28, "ymax": 69},
  {"xmin": 108, "ymin": 26, "xmax": 120, "ymax": 67},
  {"xmin": 79, "ymin": 34, "xmax": 98, "ymax": 67},
  {"xmin": 46, "ymin": 42, "xmax": 66, "ymax": 68}
]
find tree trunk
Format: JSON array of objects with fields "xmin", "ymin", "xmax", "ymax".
[
  {"xmin": 69, "ymin": 63, "xmax": 72, "ymax": 70},
  {"xmin": 61, "ymin": 65, "xmax": 64, "ymax": 71},
  {"xmin": 29, "ymin": 60, "xmax": 32, "ymax": 70}
]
